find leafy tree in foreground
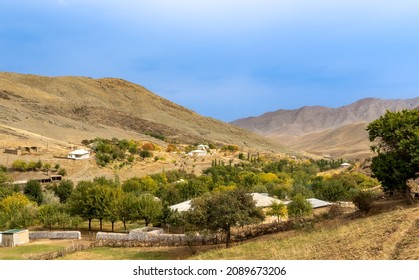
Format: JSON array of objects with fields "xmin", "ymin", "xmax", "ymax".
[
  {"xmin": 0, "ymin": 192, "xmax": 37, "ymax": 229},
  {"xmin": 135, "ymin": 193, "xmax": 163, "ymax": 227},
  {"xmin": 186, "ymin": 188, "xmax": 264, "ymax": 248},
  {"xmin": 287, "ymin": 193, "xmax": 313, "ymax": 218},
  {"xmin": 366, "ymin": 109, "xmax": 419, "ymax": 193},
  {"xmin": 266, "ymin": 201, "xmax": 288, "ymax": 222}
]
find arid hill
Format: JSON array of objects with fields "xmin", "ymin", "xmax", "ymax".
[
  {"xmin": 231, "ymin": 97, "xmax": 419, "ymax": 159},
  {"xmin": 0, "ymin": 72, "xmax": 283, "ymax": 153}
]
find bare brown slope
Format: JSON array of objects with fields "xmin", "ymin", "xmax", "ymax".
[
  {"xmin": 273, "ymin": 123, "xmax": 373, "ymax": 159},
  {"xmin": 232, "ymin": 97, "xmax": 419, "ymax": 158},
  {"xmin": 232, "ymin": 97, "xmax": 419, "ymax": 136},
  {"xmin": 0, "ymin": 72, "xmax": 284, "ymax": 152}
]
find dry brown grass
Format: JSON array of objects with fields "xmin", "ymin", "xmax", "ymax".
[
  {"xmin": 191, "ymin": 203, "xmax": 419, "ymax": 260},
  {"xmin": 0, "ymin": 72, "xmax": 284, "ymax": 153}
]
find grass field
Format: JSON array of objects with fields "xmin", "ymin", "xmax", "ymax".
[{"xmin": 0, "ymin": 244, "xmax": 66, "ymax": 260}]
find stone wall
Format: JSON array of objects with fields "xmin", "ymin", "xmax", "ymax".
[
  {"xmin": 29, "ymin": 231, "xmax": 81, "ymax": 240},
  {"xmin": 96, "ymin": 227, "xmax": 221, "ymax": 247}
]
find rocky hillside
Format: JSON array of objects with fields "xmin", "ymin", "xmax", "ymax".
[
  {"xmin": 0, "ymin": 72, "xmax": 282, "ymax": 152},
  {"xmin": 231, "ymin": 97, "xmax": 419, "ymax": 159}
]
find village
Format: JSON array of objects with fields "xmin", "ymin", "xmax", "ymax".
[{"xmin": 0, "ymin": 137, "xmax": 360, "ymax": 250}]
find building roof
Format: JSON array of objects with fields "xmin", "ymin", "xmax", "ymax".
[
  {"xmin": 307, "ymin": 198, "xmax": 333, "ymax": 208},
  {"xmin": 68, "ymin": 149, "xmax": 90, "ymax": 155},
  {"xmin": 169, "ymin": 195, "xmax": 333, "ymax": 213},
  {"xmin": 169, "ymin": 200, "xmax": 192, "ymax": 212},
  {"xmin": 251, "ymin": 193, "xmax": 283, "ymax": 207},
  {"xmin": 0, "ymin": 229, "xmax": 26, "ymax": 234}
]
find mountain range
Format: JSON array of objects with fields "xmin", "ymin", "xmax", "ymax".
[
  {"xmin": 231, "ymin": 97, "xmax": 419, "ymax": 159},
  {"xmin": 1, "ymin": 72, "xmax": 417, "ymax": 160}
]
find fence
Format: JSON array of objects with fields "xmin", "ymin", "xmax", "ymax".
[{"xmin": 95, "ymin": 222, "xmax": 294, "ymax": 247}]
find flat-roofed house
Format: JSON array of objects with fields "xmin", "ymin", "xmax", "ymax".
[
  {"xmin": 67, "ymin": 149, "xmax": 90, "ymax": 160},
  {"xmin": 0, "ymin": 229, "xmax": 29, "ymax": 247}
]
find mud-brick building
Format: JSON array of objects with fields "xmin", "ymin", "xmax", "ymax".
[{"xmin": 0, "ymin": 229, "xmax": 29, "ymax": 247}]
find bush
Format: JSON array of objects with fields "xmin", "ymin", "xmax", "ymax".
[
  {"xmin": 142, "ymin": 142, "xmax": 155, "ymax": 151},
  {"xmin": 352, "ymin": 190, "xmax": 376, "ymax": 214},
  {"xmin": 12, "ymin": 160, "xmax": 27, "ymax": 171},
  {"xmin": 139, "ymin": 150, "xmax": 153, "ymax": 158},
  {"xmin": 58, "ymin": 168, "xmax": 67, "ymax": 176}
]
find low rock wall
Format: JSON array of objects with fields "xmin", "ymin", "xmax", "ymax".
[
  {"xmin": 96, "ymin": 227, "xmax": 221, "ymax": 247},
  {"xmin": 29, "ymin": 231, "xmax": 81, "ymax": 240}
]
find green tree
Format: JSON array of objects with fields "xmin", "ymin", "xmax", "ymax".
[
  {"xmin": 88, "ymin": 184, "xmax": 115, "ymax": 231},
  {"xmin": 24, "ymin": 180, "xmax": 44, "ymax": 205},
  {"xmin": 287, "ymin": 193, "xmax": 313, "ymax": 218},
  {"xmin": 0, "ymin": 169, "xmax": 11, "ymax": 188},
  {"xmin": 38, "ymin": 203, "xmax": 60, "ymax": 230},
  {"xmin": 43, "ymin": 163, "xmax": 51, "ymax": 176},
  {"xmin": 27, "ymin": 161, "xmax": 38, "ymax": 171},
  {"xmin": 53, "ymin": 180, "xmax": 74, "ymax": 203},
  {"xmin": 186, "ymin": 189, "xmax": 265, "ymax": 248},
  {"xmin": 366, "ymin": 109, "xmax": 419, "ymax": 193},
  {"xmin": 118, "ymin": 192, "xmax": 141, "ymax": 231},
  {"xmin": 66, "ymin": 181, "xmax": 96, "ymax": 231},
  {"xmin": 266, "ymin": 201, "xmax": 288, "ymax": 222},
  {"xmin": 106, "ymin": 187, "xmax": 123, "ymax": 232},
  {"xmin": 136, "ymin": 193, "xmax": 163, "ymax": 227},
  {"xmin": 0, "ymin": 193, "xmax": 37, "ymax": 228}
]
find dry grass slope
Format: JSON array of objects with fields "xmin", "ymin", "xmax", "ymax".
[
  {"xmin": 191, "ymin": 204, "xmax": 419, "ymax": 260},
  {"xmin": 0, "ymin": 72, "xmax": 284, "ymax": 153}
]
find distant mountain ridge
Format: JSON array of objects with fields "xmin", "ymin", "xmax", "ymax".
[{"xmin": 231, "ymin": 97, "xmax": 419, "ymax": 159}]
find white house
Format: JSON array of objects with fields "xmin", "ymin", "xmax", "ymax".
[
  {"xmin": 197, "ymin": 144, "xmax": 209, "ymax": 151},
  {"xmin": 341, "ymin": 162, "xmax": 351, "ymax": 168},
  {"xmin": 67, "ymin": 149, "xmax": 90, "ymax": 160},
  {"xmin": 187, "ymin": 149, "xmax": 207, "ymax": 157}
]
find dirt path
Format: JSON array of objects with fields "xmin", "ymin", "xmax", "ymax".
[{"xmin": 391, "ymin": 217, "xmax": 419, "ymax": 260}]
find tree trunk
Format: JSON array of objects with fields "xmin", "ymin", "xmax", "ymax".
[
  {"xmin": 88, "ymin": 218, "xmax": 92, "ymax": 231},
  {"xmin": 226, "ymin": 228, "xmax": 231, "ymax": 248},
  {"xmin": 99, "ymin": 218, "xmax": 103, "ymax": 231},
  {"xmin": 111, "ymin": 221, "xmax": 115, "ymax": 232},
  {"xmin": 123, "ymin": 220, "xmax": 127, "ymax": 232}
]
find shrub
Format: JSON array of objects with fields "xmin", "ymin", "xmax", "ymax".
[
  {"xmin": 139, "ymin": 150, "xmax": 153, "ymax": 158},
  {"xmin": 142, "ymin": 142, "xmax": 155, "ymax": 151},
  {"xmin": 352, "ymin": 190, "xmax": 376, "ymax": 214},
  {"xmin": 58, "ymin": 168, "xmax": 67, "ymax": 176},
  {"xmin": 12, "ymin": 160, "xmax": 27, "ymax": 171}
]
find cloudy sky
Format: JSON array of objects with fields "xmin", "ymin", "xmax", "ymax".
[{"xmin": 1, "ymin": 0, "xmax": 419, "ymax": 121}]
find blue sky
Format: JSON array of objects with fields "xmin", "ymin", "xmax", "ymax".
[{"xmin": 1, "ymin": 0, "xmax": 419, "ymax": 121}]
